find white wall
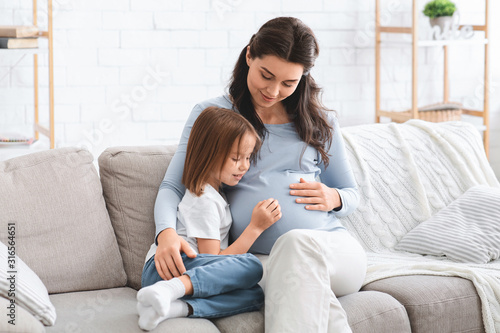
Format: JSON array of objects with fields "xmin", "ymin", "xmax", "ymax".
[{"xmin": 0, "ymin": 0, "xmax": 499, "ymax": 177}]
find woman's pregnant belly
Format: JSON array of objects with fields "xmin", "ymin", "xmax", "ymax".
[{"xmin": 225, "ymin": 171, "xmax": 337, "ymax": 254}]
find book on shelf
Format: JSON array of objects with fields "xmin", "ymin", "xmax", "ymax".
[
  {"xmin": 0, "ymin": 25, "xmax": 39, "ymax": 38},
  {"xmin": 0, "ymin": 133, "xmax": 35, "ymax": 146},
  {"xmin": 0, "ymin": 37, "xmax": 38, "ymax": 49}
]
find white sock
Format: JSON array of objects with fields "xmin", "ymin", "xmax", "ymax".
[
  {"xmin": 137, "ymin": 302, "xmax": 162, "ymax": 331},
  {"xmin": 167, "ymin": 300, "xmax": 189, "ymax": 318},
  {"xmin": 137, "ymin": 300, "xmax": 189, "ymax": 331},
  {"xmin": 137, "ymin": 278, "xmax": 186, "ymax": 316}
]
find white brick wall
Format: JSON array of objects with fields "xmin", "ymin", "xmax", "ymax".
[{"xmin": 0, "ymin": 0, "xmax": 499, "ymax": 178}]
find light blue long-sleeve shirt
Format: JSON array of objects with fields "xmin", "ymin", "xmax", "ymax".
[{"xmin": 154, "ymin": 95, "xmax": 359, "ymax": 254}]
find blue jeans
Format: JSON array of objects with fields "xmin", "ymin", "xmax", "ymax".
[{"xmin": 141, "ymin": 252, "xmax": 264, "ymax": 318}]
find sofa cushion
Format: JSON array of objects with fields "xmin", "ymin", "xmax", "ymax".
[
  {"xmin": 0, "ymin": 147, "xmax": 127, "ymax": 293},
  {"xmin": 0, "ymin": 296, "xmax": 45, "ymax": 333},
  {"xmin": 0, "ymin": 240, "xmax": 56, "ymax": 325},
  {"xmin": 395, "ymin": 185, "xmax": 500, "ymax": 263},
  {"xmin": 210, "ymin": 290, "xmax": 412, "ymax": 333},
  {"xmin": 339, "ymin": 291, "xmax": 411, "ymax": 332},
  {"xmin": 98, "ymin": 145, "xmax": 177, "ymax": 290},
  {"xmin": 211, "ymin": 308, "xmax": 264, "ymax": 333},
  {"xmin": 362, "ymin": 275, "xmax": 485, "ymax": 333},
  {"xmin": 47, "ymin": 287, "xmax": 220, "ymax": 332}
]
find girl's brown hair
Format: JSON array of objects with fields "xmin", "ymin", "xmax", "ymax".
[
  {"xmin": 229, "ymin": 16, "xmax": 334, "ymax": 166},
  {"xmin": 182, "ymin": 107, "xmax": 261, "ymax": 196}
]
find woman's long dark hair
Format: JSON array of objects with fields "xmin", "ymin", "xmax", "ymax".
[{"xmin": 229, "ymin": 17, "xmax": 334, "ymax": 166}]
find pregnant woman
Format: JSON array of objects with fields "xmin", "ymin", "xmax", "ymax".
[{"xmin": 146, "ymin": 16, "xmax": 367, "ymax": 332}]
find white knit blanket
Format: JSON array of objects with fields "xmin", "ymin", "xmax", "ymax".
[{"xmin": 340, "ymin": 120, "xmax": 500, "ymax": 332}]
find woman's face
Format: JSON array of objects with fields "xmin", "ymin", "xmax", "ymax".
[{"xmin": 246, "ymin": 49, "xmax": 304, "ymax": 112}]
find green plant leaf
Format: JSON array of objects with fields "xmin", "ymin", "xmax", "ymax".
[{"xmin": 423, "ymin": 0, "xmax": 456, "ymax": 19}]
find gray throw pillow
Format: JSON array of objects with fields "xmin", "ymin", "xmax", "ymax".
[
  {"xmin": 395, "ymin": 186, "xmax": 500, "ymax": 264},
  {"xmin": 98, "ymin": 145, "xmax": 177, "ymax": 290},
  {"xmin": 0, "ymin": 148, "xmax": 127, "ymax": 293}
]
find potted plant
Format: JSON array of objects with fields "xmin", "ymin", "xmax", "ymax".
[{"xmin": 423, "ymin": 0, "xmax": 457, "ymax": 38}]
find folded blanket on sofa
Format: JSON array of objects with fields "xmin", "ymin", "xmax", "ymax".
[{"xmin": 340, "ymin": 120, "xmax": 500, "ymax": 333}]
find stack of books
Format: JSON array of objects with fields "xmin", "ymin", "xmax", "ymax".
[
  {"xmin": 0, "ymin": 132, "xmax": 35, "ymax": 147},
  {"xmin": 0, "ymin": 25, "xmax": 39, "ymax": 49}
]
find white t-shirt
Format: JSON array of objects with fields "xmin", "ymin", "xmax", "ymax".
[{"xmin": 145, "ymin": 185, "xmax": 232, "ymax": 260}]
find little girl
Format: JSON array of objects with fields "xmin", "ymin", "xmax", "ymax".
[{"xmin": 137, "ymin": 106, "xmax": 282, "ymax": 331}]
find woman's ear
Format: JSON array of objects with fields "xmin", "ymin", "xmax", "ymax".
[{"xmin": 246, "ymin": 46, "xmax": 252, "ymax": 67}]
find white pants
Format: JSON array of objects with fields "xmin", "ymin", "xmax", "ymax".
[{"xmin": 257, "ymin": 229, "xmax": 367, "ymax": 333}]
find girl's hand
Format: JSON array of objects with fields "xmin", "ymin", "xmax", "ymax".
[
  {"xmin": 250, "ymin": 198, "xmax": 282, "ymax": 233},
  {"xmin": 289, "ymin": 178, "xmax": 341, "ymax": 212},
  {"xmin": 155, "ymin": 228, "xmax": 197, "ymax": 280},
  {"xmin": 219, "ymin": 198, "xmax": 281, "ymax": 256}
]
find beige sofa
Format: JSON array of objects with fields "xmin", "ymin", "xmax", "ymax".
[{"xmin": 1, "ymin": 120, "xmax": 496, "ymax": 333}]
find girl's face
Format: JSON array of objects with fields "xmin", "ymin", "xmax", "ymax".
[
  {"xmin": 216, "ymin": 132, "xmax": 257, "ymax": 187},
  {"xmin": 246, "ymin": 49, "xmax": 304, "ymax": 113}
]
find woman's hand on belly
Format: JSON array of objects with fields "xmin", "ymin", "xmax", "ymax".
[{"xmin": 289, "ymin": 178, "xmax": 341, "ymax": 212}]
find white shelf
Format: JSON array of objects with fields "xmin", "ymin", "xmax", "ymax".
[
  {"xmin": 0, "ymin": 139, "xmax": 49, "ymax": 161},
  {"xmin": 1, "ymin": 2, "xmax": 55, "ymax": 149},
  {"xmin": 0, "ymin": 48, "xmax": 48, "ymax": 55},
  {"xmin": 375, "ymin": 0, "xmax": 490, "ymax": 156},
  {"xmin": 381, "ymin": 38, "xmax": 488, "ymax": 47}
]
